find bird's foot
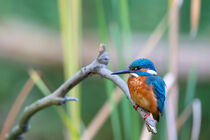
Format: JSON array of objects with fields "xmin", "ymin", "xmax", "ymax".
[
  {"xmin": 144, "ymin": 112, "xmax": 151, "ymax": 119},
  {"xmin": 133, "ymin": 104, "xmax": 139, "ymax": 110}
]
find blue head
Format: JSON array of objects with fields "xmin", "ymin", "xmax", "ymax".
[
  {"xmin": 129, "ymin": 58, "xmax": 156, "ymax": 72},
  {"xmin": 112, "ymin": 58, "xmax": 157, "ymax": 76}
]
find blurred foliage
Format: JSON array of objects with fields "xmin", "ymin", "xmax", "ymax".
[
  {"xmin": 57, "ymin": 0, "xmax": 82, "ymax": 139},
  {"xmin": 180, "ymin": 66, "xmax": 198, "ymax": 140},
  {"xmin": 178, "ymin": 80, "xmax": 210, "ymax": 140},
  {"xmin": 0, "ymin": 0, "xmax": 209, "ymax": 139},
  {"xmin": 0, "ymin": 60, "xmax": 210, "ymax": 139},
  {"xmin": 0, "ymin": 0, "xmax": 59, "ymax": 30},
  {"xmin": 0, "ymin": 0, "xmax": 209, "ymax": 36}
]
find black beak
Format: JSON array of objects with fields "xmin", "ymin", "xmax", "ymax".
[{"xmin": 111, "ymin": 69, "xmax": 132, "ymax": 75}]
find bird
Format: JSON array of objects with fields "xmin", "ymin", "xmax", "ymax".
[{"xmin": 112, "ymin": 58, "xmax": 166, "ymax": 121}]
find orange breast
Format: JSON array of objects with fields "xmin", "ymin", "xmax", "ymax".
[{"xmin": 128, "ymin": 76, "xmax": 158, "ymax": 113}]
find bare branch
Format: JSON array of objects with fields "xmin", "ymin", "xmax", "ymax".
[{"xmin": 6, "ymin": 44, "xmax": 157, "ymax": 140}]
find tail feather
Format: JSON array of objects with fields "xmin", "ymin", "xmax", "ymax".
[{"xmin": 152, "ymin": 113, "xmax": 160, "ymax": 122}]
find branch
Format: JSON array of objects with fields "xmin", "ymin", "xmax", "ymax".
[
  {"xmin": 6, "ymin": 44, "xmax": 157, "ymax": 140},
  {"xmin": 97, "ymin": 68, "xmax": 157, "ymax": 133}
]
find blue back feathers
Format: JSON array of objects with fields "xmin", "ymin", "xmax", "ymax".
[
  {"xmin": 129, "ymin": 58, "xmax": 157, "ymax": 72},
  {"xmin": 146, "ymin": 76, "xmax": 166, "ymax": 113}
]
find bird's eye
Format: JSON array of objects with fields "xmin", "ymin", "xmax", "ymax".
[
  {"xmin": 130, "ymin": 67, "xmax": 140, "ymax": 71},
  {"xmin": 130, "ymin": 67, "xmax": 135, "ymax": 71},
  {"xmin": 132, "ymin": 67, "xmax": 138, "ymax": 71}
]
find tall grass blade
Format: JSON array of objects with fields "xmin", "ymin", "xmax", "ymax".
[
  {"xmin": 106, "ymin": 82, "xmax": 122, "ymax": 140},
  {"xmin": 96, "ymin": 0, "xmax": 122, "ymax": 139},
  {"xmin": 184, "ymin": 65, "xmax": 198, "ymax": 106},
  {"xmin": 191, "ymin": 99, "xmax": 201, "ymax": 140},
  {"xmin": 130, "ymin": 110, "xmax": 140, "ymax": 140},
  {"xmin": 119, "ymin": 0, "xmax": 133, "ymax": 139},
  {"xmin": 190, "ymin": 0, "xmax": 201, "ymax": 37},
  {"xmin": 29, "ymin": 70, "xmax": 50, "ymax": 96},
  {"xmin": 180, "ymin": 65, "xmax": 198, "ymax": 140},
  {"xmin": 58, "ymin": 0, "xmax": 82, "ymax": 139},
  {"xmin": 119, "ymin": 0, "xmax": 132, "ymax": 62},
  {"xmin": 0, "ymin": 78, "xmax": 34, "ymax": 140},
  {"xmin": 121, "ymin": 96, "xmax": 132, "ymax": 140},
  {"xmin": 96, "ymin": 0, "xmax": 108, "ymax": 43},
  {"xmin": 159, "ymin": 114, "xmax": 166, "ymax": 140},
  {"xmin": 166, "ymin": 1, "xmax": 180, "ymax": 140}
]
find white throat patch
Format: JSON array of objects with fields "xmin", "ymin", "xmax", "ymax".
[
  {"xmin": 130, "ymin": 73, "xmax": 139, "ymax": 77},
  {"xmin": 147, "ymin": 70, "xmax": 157, "ymax": 75}
]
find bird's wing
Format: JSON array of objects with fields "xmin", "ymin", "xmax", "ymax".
[{"xmin": 146, "ymin": 76, "xmax": 166, "ymax": 113}]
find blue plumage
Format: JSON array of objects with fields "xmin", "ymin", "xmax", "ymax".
[
  {"xmin": 146, "ymin": 76, "xmax": 166, "ymax": 113},
  {"xmin": 112, "ymin": 58, "xmax": 166, "ymax": 121},
  {"xmin": 131, "ymin": 59, "xmax": 166, "ymax": 113},
  {"xmin": 129, "ymin": 58, "xmax": 166, "ymax": 113},
  {"xmin": 129, "ymin": 58, "xmax": 157, "ymax": 72}
]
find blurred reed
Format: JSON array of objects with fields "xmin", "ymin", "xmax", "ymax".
[
  {"xmin": 96, "ymin": 0, "xmax": 122, "ymax": 139},
  {"xmin": 180, "ymin": 66, "xmax": 198, "ymax": 139},
  {"xmin": 191, "ymin": 99, "xmax": 201, "ymax": 140},
  {"xmin": 118, "ymin": 0, "xmax": 134, "ymax": 139},
  {"xmin": 184, "ymin": 66, "xmax": 198, "ymax": 107},
  {"xmin": 190, "ymin": 0, "xmax": 201, "ymax": 37},
  {"xmin": 0, "ymin": 78, "xmax": 34, "ymax": 140},
  {"xmin": 58, "ymin": 0, "xmax": 81, "ymax": 139},
  {"xmin": 166, "ymin": 0, "xmax": 180, "ymax": 140}
]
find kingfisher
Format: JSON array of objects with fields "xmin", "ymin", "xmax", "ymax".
[{"xmin": 112, "ymin": 58, "xmax": 166, "ymax": 121}]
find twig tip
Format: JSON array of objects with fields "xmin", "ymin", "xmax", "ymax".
[
  {"xmin": 65, "ymin": 97, "xmax": 79, "ymax": 102},
  {"xmin": 98, "ymin": 43, "xmax": 106, "ymax": 56}
]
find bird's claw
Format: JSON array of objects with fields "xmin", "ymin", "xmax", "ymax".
[
  {"xmin": 133, "ymin": 104, "xmax": 139, "ymax": 110},
  {"xmin": 144, "ymin": 112, "xmax": 151, "ymax": 119},
  {"xmin": 57, "ymin": 96, "xmax": 79, "ymax": 105}
]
